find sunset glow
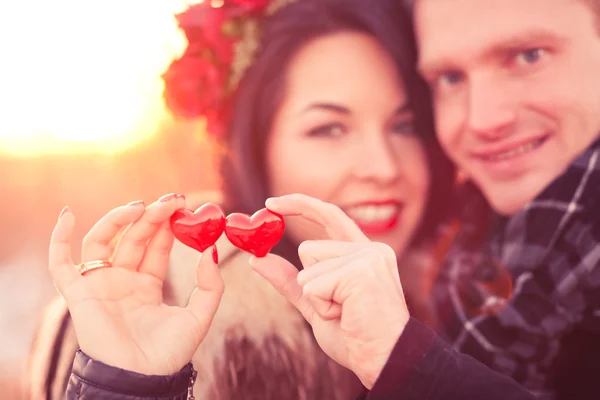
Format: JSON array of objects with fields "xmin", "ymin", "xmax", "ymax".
[{"xmin": 0, "ymin": 1, "xmax": 201, "ymax": 156}]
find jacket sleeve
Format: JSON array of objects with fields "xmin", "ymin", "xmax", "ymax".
[
  {"xmin": 26, "ymin": 296, "xmax": 79, "ymax": 400},
  {"xmin": 66, "ymin": 350, "xmax": 195, "ymax": 400},
  {"xmin": 367, "ymin": 318, "xmax": 535, "ymax": 400}
]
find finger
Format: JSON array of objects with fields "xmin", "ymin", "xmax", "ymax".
[
  {"xmin": 304, "ymin": 292, "xmax": 342, "ymax": 321},
  {"xmin": 175, "ymin": 193, "xmax": 186, "ymax": 211},
  {"xmin": 138, "ymin": 220, "xmax": 175, "ymax": 281},
  {"xmin": 298, "ymin": 240, "xmax": 397, "ymax": 270},
  {"xmin": 302, "ymin": 260, "xmax": 367, "ymax": 320},
  {"xmin": 249, "ymin": 253, "xmax": 317, "ymax": 325},
  {"xmin": 112, "ymin": 193, "xmax": 180, "ymax": 271},
  {"xmin": 297, "ymin": 241, "xmax": 402, "ymax": 294},
  {"xmin": 297, "ymin": 251, "xmax": 362, "ymax": 287},
  {"xmin": 49, "ymin": 207, "xmax": 81, "ymax": 295},
  {"xmin": 81, "ymin": 202, "xmax": 146, "ymax": 262},
  {"xmin": 185, "ymin": 246, "xmax": 224, "ymax": 328},
  {"xmin": 265, "ymin": 194, "xmax": 369, "ymax": 242},
  {"xmin": 298, "ymin": 250, "xmax": 384, "ymax": 320}
]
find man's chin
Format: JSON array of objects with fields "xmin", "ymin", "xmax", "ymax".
[
  {"xmin": 487, "ymin": 196, "xmax": 527, "ymax": 216},
  {"xmin": 480, "ymin": 183, "xmax": 540, "ymax": 216}
]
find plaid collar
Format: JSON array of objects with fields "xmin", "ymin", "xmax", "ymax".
[
  {"xmin": 435, "ymin": 136, "xmax": 600, "ymax": 396},
  {"xmin": 488, "ymin": 136, "xmax": 600, "ymax": 276}
]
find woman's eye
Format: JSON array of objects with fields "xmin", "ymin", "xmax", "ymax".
[
  {"xmin": 391, "ymin": 121, "xmax": 415, "ymax": 135},
  {"xmin": 307, "ymin": 123, "xmax": 346, "ymax": 138}
]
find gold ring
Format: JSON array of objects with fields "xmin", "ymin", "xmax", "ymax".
[{"xmin": 77, "ymin": 260, "xmax": 112, "ymax": 275}]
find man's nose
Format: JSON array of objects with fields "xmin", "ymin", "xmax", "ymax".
[{"xmin": 466, "ymin": 76, "xmax": 517, "ymax": 140}]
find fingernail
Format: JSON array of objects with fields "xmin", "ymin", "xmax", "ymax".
[
  {"xmin": 59, "ymin": 206, "xmax": 71, "ymax": 219},
  {"xmin": 127, "ymin": 200, "xmax": 144, "ymax": 207},
  {"xmin": 248, "ymin": 256, "xmax": 259, "ymax": 267},
  {"xmin": 159, "ymin": 193, "xmax": 178, "ymax": 203},
  {"xmin": 265, "ymin": 197, "xmax": 281, "ymax": 207},
  {"xmin": 176, "ymin": 194, "xmax": 186, "ymax": 200},
  {"xmin": 212, "ymin": 246, "xmax": 219, "ymax": 264}
]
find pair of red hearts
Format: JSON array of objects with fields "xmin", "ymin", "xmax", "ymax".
[{"xmin": 170, "ymin": 204, "xmax": 285, "ymax": 258}]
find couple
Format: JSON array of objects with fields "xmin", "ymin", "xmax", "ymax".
[{"xmin": 29, "ymin": 0, "xmax": 600, "ymax": 399}]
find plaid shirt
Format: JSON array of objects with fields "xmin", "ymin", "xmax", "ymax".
[{"xmin": 434, "ymin": 138, "xmax": 600, "ymax": 399}]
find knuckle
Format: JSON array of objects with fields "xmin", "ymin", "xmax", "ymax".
[
  {"xmin": 357, "ymin": 247, "xmax": 381, "ymax": 261},
  {"xmin": 373, "ymin": 242, "xmax": 397, "ymax": 262},
  {"xmin": 356, "ymin": 248, "xmax": 387, "ymax": 271},
  {"xmin": 153, "ymin": 244, "xmax": 172, "ymax": 257},
  {"xmin": 129, "ymin": 237, "xmax": 148, "ymax": 249},
  {"xmin": 281, "ymin": 272, "xmax": 298, "ymax": 298}
]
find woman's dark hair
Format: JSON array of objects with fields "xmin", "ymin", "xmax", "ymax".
[{"xmin": 220, "ymin": 0, "xmax": 455, "ymax": 268}]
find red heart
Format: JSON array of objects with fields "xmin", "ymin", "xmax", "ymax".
[
  {"xmin": 224, "ymin": 208, "xmax": 285, "ymax": 257},
  {"xmin": 170, "ymin": 203, "xmax": 226, "ymax": 253}
]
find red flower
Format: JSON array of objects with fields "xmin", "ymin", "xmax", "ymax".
[
  {"xmin": 229, "ymin": 0, "xmax": 271, "ymax": 12},
  {"xmin": 162, "ymin": 55, "xmax": 226, "ymax": 119},
  {"xmin": 206, "ymin": 95, "xmax": 235, "ymax": 138},
  {"xmin": 176, "ymin": 3, "xmax": 236, "ymax": 64}
]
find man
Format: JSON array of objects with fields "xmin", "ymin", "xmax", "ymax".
[
  {"xmin": 260, "ymin": 0, "xmax": 600, "ymax": 399},
  {"xmin": 414, "ymin": 0, "xmax": 600, "ymax": 398}
]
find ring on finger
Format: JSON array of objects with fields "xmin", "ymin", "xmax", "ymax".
[{"xmin": 76, "ymin": 260, "xmax": 112, "ymax": 275}]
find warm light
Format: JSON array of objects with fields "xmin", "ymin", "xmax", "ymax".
[{"xmin": 0, "ymin": 1, "xmax": 200, "ymax": 156}]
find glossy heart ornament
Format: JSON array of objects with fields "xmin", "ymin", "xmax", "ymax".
[
  {"xmin": 224, "ymin": 208, "xmax": 285, "ymax": 257},
  {"xmin": 170, "ymin": 203, "xmax": 226, "ymax": 253}
]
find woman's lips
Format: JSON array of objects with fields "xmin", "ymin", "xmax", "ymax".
[{"xmin": 343, "ymin": 202, "xmax": 402, "ymax": 234}]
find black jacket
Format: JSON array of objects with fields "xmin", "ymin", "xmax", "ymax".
[{"xmin": 66, "ymin": 318, "xmax": 534, "ymax": 400}]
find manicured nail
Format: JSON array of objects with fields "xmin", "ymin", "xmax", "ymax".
[
  {"xmin": 127, "ymin": 200, "xmax": 145, "ymax": 207},
  {"xmin": 212, "ymin": 246, "xmax": 219, "ymax": 264},
  {"xmin": 59, "ymin": 206, "xmax": 71, "ymax": 219},
  {"xmin": 159, "ymin": 193, "xmax": 178, "ymax": 202}
]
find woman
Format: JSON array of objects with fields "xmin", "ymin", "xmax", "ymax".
[{"xmin": 28, "ymin": 0, "xmax": 454, "ymax": 398}]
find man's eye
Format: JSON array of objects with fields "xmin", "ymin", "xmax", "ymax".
[
  {"xmin": 432, "ymin": 71, "xmax": 464, "ymax": 91},
  {"xmin": 440, "ymin": 71, "xmax": 464, "ymax": 85},
  {"xmin": 515, "ymin": 48, "xmax": 546, "ymax": 66}
]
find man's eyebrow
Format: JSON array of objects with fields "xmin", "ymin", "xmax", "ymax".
[{"xmin": 417, "ymin": 28, "xmax": 567, "ymax": 76}]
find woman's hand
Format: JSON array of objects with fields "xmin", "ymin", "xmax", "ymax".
[
  {"xmin": 49, "ymin": 194, "xmax": 224, "ymax": 376},
  {"xmin": 250, "ymin": 194, "xmax": 410, "ymax": 389}
]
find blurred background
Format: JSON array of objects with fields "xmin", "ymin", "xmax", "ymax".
[{"xmin": 0, "ymin": 1, "xmax": 219, "ymax": 397}]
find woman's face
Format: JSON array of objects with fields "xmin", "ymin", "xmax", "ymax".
[{"xmin": 266, "ymin": 31, "xmax": 430, "ymax": 257}]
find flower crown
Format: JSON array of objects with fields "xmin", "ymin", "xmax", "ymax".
[{"xmin": 162, "ymin": 0, "xmax": 296, "ymax": 138}]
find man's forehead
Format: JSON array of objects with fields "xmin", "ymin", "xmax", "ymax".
[{"xmin": 413, "ymin": 0, "xmax": 595, "ymax": 72}]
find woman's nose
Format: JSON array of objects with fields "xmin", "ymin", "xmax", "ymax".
[{"xmin": 352, "ymin": 136, "xmax": 400, "ymax": 184}]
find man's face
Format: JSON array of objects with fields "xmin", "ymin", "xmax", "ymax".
[{"xmin": 415, "ymin": 0, "xmax": 600, "ymax": 215}]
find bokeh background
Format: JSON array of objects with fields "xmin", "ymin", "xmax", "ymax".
[{"xmin": 0, "ymin": 1, "xmax": 220, "ymax": 397}]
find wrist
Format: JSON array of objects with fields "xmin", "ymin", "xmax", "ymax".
[
  {"xmin": 359, "ymin": 315, "xmax": 408, "ymax": 389},
  {"xmin": 80, "ymin": 347, "xmax": 175, "ymax": 376}
]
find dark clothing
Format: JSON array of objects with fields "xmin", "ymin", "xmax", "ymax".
[
  {"xmin": 67, "ymin": 350, "xmax": 194, "ymax": 400},
  {"xmin": 67, "ymin": 318, "xmax": 534, "ymax": 400},
  {"xmin": 435, "ymin": 137, "xmax": 600, "ymax": 398},
  {"xmin": 368, "ymin": 318, "xmax": 532, "ymax": 400}
]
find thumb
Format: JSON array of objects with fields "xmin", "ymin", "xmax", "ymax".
[
  {"xmin": 49, "ymin": 207, "xmax": 81, "ymax": 295},
  {"xmin": 249, "ymin": 254, "xmax": 315, "ymax": 324},
  {"xmin": 186, "ymin": 246, "xmax": 224, "ymax": 329}
]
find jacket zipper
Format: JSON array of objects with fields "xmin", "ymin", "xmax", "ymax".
[{"xmin": 188, "ymin": 369, "xmax": 197, "ymax": 400}]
